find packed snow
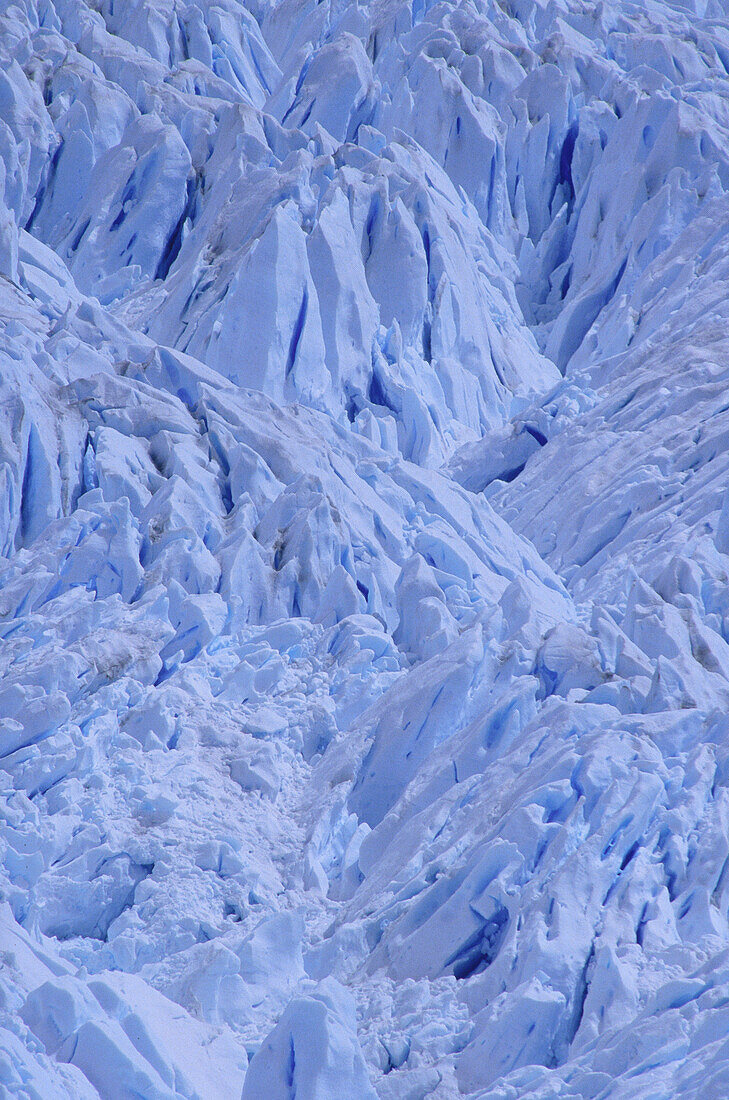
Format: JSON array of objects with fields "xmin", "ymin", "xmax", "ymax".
[{"xmin": 3, "ymin": 0, "xmax": 729, "ymax": 1096}]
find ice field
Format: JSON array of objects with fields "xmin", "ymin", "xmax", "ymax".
[{"xmin": 3, "ymin": 0, "xmax": 729, "ymax": 1096}]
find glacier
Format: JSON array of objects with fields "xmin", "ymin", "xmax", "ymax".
[{"xmin": 3, "ymin": 0, "xmax": 729, "ymax": 1096}]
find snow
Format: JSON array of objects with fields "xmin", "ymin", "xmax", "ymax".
[{"xmin": 3, "ymin": 0, "xmax": 729, "ymax": 1097}]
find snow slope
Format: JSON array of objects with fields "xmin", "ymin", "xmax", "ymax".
[{"xmin": 3, "ymin": 0, "xmax": 729, "ymax": 1096}]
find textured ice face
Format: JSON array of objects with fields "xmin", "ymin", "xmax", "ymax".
[{"xmin": 4, "ymin": 0, "xmax": 729, "ymax": 1097}]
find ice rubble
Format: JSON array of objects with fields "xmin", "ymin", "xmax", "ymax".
[{"xmin": 5, "ymin": 0, "xmax": 729, "ymax": 1096}]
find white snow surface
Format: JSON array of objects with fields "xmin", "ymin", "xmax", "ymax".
[{"xmin": 3, "ymin": 0, "xmax": 729, "ymax": 1096}]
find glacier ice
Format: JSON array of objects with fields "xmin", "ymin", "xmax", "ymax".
[{"xmin": 4, "ymin": 0, "xmax": 729, "ymax": 1097}]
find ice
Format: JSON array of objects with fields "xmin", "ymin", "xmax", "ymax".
[
  {"xmin": 21, "ymin": 970, "xmax": 248, "ymax": 1099},
  {"xmin": 241, "ymin": 978, "xmax": 378, "ymax": 1100},
  {"xmin": 5, "ymin": 0, "xmax": 729, "ymax": 1096}
]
